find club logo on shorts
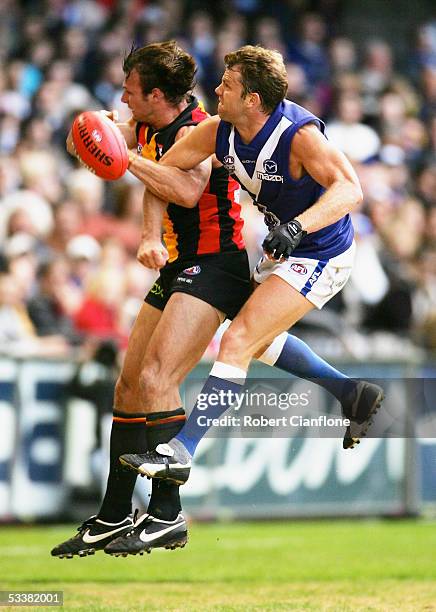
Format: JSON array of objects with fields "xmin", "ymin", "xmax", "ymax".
[
  {"xmin": 290, "ymin": 263, "xmax": 308, "ymax": 275},
  {"xmin": 91, "ymin": 129, "xmax": 102, "ymax": 143},
  {"xmin": 223, "ymin": 155, "xmax": 235, "ymax": 172},
  {"xmin": 183, "ymin": 265, "xmax": 201, "ymax": 275}
]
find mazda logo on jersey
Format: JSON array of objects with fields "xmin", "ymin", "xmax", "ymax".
[
  {"xmin": 263, "ymin": 159, "xmax": 277, "ymax": 174},
  {"xmin": 183, "ymin": 265, "xmax": 201, "ymax": 275},
  {"xmin": 256, "ymin": 158, "xmax": 283, "ymax": 182},
  {"xmin": 290, "ymin": 263, "xmax": 308, "ymax": 275}
]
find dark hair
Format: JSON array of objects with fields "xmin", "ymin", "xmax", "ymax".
[
  {"xmin": 123, "ymin": 40, "xmax": 197, "ymax": 105},
  {"xmin": 224, "ymin": 45, "xmax": 288, "ymax": 114}
]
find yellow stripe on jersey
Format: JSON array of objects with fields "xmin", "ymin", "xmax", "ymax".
[
  {"xmin": 140, "ymin": 131, "xmax": 159, "ymax": 162},
  {"xmin": 163, "ymin": 211, "xmax": 179, "ymax": 263},
  {"xmin": 197, "ymin": 99, "xmax": 207, "ymax": 114}
]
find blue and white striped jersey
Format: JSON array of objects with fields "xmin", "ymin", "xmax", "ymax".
[{"xmin": 216, "ymin": 100, "xmax": 354, "ymax": 259}]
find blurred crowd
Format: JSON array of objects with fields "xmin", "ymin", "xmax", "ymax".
[{"xmin": 0, "ymin": 0, "xmax": 435, "ymax": 362}]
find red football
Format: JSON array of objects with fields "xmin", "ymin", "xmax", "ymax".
[{"xmin": 71, "ymin": 111, "xmax": 128, "ymax": 180}]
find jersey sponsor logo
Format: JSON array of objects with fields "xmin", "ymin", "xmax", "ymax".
[
  {"xmin": 242, "ymin": 159, "xmax": 255, "ymax": 164},
  {"xmin": 177, "ymin": 277, "xmax": 193, "ymax": 284},
  {"xmin": 290, "ymin": 263, "xmax": 308, "ymax": 275},
  {"xmin": 256, "ymin": 171, "xmax": 283, "ymax": 182},
  {"xmin": 263, "ymin": 159, "xmax": 278, "ymax": 174},
  {"xmin": 256, "ymin": 158, "xmax": 283, "ymax": 182},
  {"xmin": 223, "ymin": 155, "xmax": 235, "ymax": 172},
  {"xmin": 183, "ymin": 265, "xmax": 201, "ymax": 275}
]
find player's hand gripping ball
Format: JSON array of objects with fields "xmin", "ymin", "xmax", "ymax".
[{"xmin": 71, "ymin": 111, "xmax": 128, "ymax": 180}]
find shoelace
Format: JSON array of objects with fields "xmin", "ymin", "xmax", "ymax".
[
  {"xmin": 126, "ymin": 511, "xmax": 151, "ymax": 537},
  {"xmin": 77, "ymin": 516, "xmax": 97, "ymax": 534}
]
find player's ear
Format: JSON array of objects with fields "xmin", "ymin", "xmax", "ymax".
[
  {"xmin": 247, "ymin": 92, "xmax": 261, "ymax": 109},
  {"xmin": 150, "ymin": 87, "xmax": 165, "ymax": 102}
]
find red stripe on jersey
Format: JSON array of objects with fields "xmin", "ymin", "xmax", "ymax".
[
  {"xmin": 227, "ymin": 177, "xmax": 245, "ymax": 249},
  {"xmin": 138, "ymin": 124, "xmax": 146, "ymax": 147},
  {"xmin": 197, "ymin": 187, "xmax": 221, "ymax": 254},
  {"xmin": 191, "ymin": 106, "xmax": 208, "ymax": 123}
]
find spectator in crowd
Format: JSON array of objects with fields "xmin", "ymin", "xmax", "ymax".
[
  {"xmin": 361, "ymin": 39, "xmax": 395, "ymax": 118},
  {"xmin": 326, "ymin": 91, "xmax": 380, "ymax": 162},
  {"xmin": 65, "ymin": 168, "xmax": 113, "ymax": 240},
  {"xmin": 416, "ymin": 163, "xmax": 436, "ymax": 209},
  {"xmin": 73, "ymin": 266, "xmax": 129, "ymax": 349},
  {"xmin": 27, "ymin": 257, "xmax": 83, "ymax": 344},
  {"xmin": 0, "ymin": 269, "xmax": 70, "ymax": 357},
  {"xmin": 420, "ymin": 65, "xmax": 436, "ymax": 121},
  {"xmin": 287, "ymin": 13, "xmax": 329, "ymax": 85},
  {"xmin": 329, "ymin": 37, "xmax": 357, "ymax": 75},
  {"xmin": 65, "ymin": 233, "xmax": 102, "ymax": 290},
  {"xmin": 46, "ymin": 201, "xmax": 83, "ymax": 254}
]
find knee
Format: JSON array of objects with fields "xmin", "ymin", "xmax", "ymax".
[
  {"xmin": 220, "ymin": 325, "xmax": 250, "ymax": 360},
  {"xmin": 138, "ymin": 361, "xmax": 161, "ymax": 399},
  {"xmin": 114, "ymin": 374, "xmax": 135, "ymax": 410}
]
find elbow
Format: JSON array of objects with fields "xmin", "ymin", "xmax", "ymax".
[
  {"xmin": 352, "ymin": 182, "xmax": 364, "ymax": 207},
  {"xmin": 179, "ymin": 186, "xmax": 202, "ymax": 208},
  {"xmin": 183, "ymin": 195, "xmax": 200, "ymax": 208},
  {"xmin": 340, "ymin": 179, "xmax": 363, "ymax": 210}
]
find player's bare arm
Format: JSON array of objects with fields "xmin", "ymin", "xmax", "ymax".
[
  {"xmin": 137, "ymin": 187, "xmax": 169, "ymax": 270},
  {"xmin": 110, "ymin": 114, "xmax": 138, "ymax": 149},
  {"xmin": 159, "ymin": 116, "xmax": 219, "ymax": 170},
  {"xmin": 135, "ymin": 124, "xmax": 213, "ymax": 269},
  {"xmin": 127, "ymin": 124, "xmax": 213, "ymax": 207},
  {"xmin": 291, "ymin": 124, "xmax": 363, "ymax": 233}
]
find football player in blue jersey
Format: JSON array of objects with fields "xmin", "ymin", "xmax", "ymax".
[{"xmin": 119, "ymin": 45, "xmax": 384, "ymax": 490}]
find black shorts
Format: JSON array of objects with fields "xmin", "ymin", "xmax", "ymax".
[{"xmin": 145, "ymin": 250, "xmax": 251, "ymax": 320}]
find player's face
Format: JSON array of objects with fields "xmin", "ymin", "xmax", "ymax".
[
  {"xmin": 121, "ymin": 69, "xmax": 153, "ymax": 122},
  {"xmin": 215, "ymin": 68, "xmax": 248, "ymax": 123}
]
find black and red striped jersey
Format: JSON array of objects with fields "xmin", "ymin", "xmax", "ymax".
[{"xmin": 135, "ymin": 96, "xmax": 245, "ymax": 263}]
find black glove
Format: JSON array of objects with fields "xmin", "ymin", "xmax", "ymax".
[{"xmin": 262, "ymin": 219, "xmax": 307, "ymax": 260}]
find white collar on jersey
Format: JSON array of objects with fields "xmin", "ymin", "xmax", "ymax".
[{"xmin": 228, "ymin": 116, "xmax": 293, "ymax": 199}]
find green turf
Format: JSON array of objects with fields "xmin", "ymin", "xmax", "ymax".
[{"xmin": 1, "ymin": 520, "xmax": 435, "ymax": 611}]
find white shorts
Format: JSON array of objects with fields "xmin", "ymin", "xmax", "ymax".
[{"xmin": 253, "ymin": 241, "xmax": 356, "ymax": 309}]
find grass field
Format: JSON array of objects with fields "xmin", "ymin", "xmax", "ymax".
[{"xmin": 1, "ymin": 520, "xmax": 435, "ymax": 611}]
